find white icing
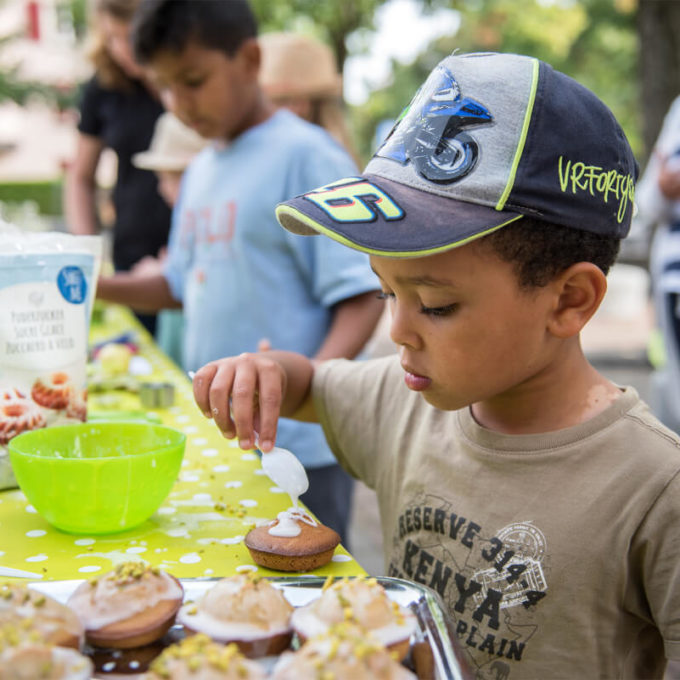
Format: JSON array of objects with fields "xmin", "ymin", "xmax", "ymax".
[
  {"xmin": 260, "ymin": 446, "xmax": 308, "ymax": 508},
  {"xmin": 67, "ymin": 571, "xmax": 183, "ymax": 630},
  {"xmin": 178, "ymin": 606, "xmax": 290, "ymax": 642},
  {"xmin": 291, "ymin": 607, "xmax": 416, "ymax": 647},
  {"xmin": 177, "ymin": 577, "xmax": 292, "ymax": 641},
  {"xmin": 267, "ymin": 508, "xmax": 317, "ymax": 537}
]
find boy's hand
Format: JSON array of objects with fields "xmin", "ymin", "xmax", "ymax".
[{"xmin": 192, "ymin": 353, "xmax": 286, "ymax": 452}]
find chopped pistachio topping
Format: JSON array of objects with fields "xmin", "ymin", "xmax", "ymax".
[
  {"xmin": 244, "ymin": 571, "xmax": 262, "ymax": 586},
  {"xmin": 0, "ymin": 619, "xmax": 46, "ymax": 651},
  {"xmin": 149, "ymin": 634, "xmax": 250, "ymax": 676},
  {"xmin": 106, "ymin": 561, "xmax": 161, "ymax": 586}
]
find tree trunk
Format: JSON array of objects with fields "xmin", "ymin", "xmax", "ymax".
[{"xmin": 637, "ymin": 0, "xmax": 680, "ymax": 163}]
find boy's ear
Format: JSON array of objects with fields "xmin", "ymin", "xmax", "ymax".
[
  {"xmin": 239, "ymin": 37, "xmax": 261, "ymax": 75},
  {"xmin": 547, "ymin": 262, "xmax": 607, "ymax": 338}
]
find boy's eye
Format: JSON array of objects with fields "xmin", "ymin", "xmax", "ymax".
[
  {"xmin": 420, "ymin": 303, "xmax": 458, "ymax": 317},
  {"xmin": 376, "ymin": 291, "xmax": 395, "ymax": 301},
  {"xmin": 181, "ymin": 75, "xmax": 205, "ymax": 89}
]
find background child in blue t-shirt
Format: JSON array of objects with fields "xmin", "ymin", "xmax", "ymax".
[{"xmin": 96, "ymin": 0, "xmax": 383, "ymax": 546}]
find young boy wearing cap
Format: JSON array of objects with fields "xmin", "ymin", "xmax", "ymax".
[
  {"xmin": 95, "ymin": 0, "xmax": 383, "ymax": 546},
  {"xmin": 193, "ymin": 53, "xmax": 680, "ymax": 678}
]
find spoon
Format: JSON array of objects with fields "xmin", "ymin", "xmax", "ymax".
[
  {"xmin": 185, "ymin": 374, "xmax": 310, "ymax": 503},
  {"xmin": 0, "ymin": 565, "xmax": 43, "ymax": 579},
  {"xmin": 257, "ymin": 437, "xmax": 309, "ymax": 506}
]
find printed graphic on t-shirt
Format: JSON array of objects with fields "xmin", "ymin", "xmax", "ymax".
[
  {"xmin": 179, "ymin": 200, "xmax": 237, "ymax": 252},
  {"xmin": 387, "ymin": 492, "xmax": 549, "ymax": 678}
]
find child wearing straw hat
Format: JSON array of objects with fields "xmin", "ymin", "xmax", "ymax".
[
  {"xmin": 132, "ymin": 111, "xmax": 207, "ymax": 207},
  {"xmin": 258, "ymin": 32, "xmax": 359, "ymax": 166}
]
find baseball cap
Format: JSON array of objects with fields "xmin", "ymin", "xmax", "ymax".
[
  {"xmin": 132, "ymin": 112, "xmax": 207, "ymax": 172},
  {"xmin": 276, "ymin": 52, "xmax": 639, "ymax": 257}
]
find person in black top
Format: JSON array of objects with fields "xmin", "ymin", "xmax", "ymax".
[{"xmin": 64, "ymin": 0, "xmax": 170, "ymax": 334}]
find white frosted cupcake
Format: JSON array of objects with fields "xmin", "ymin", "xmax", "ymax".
[
  {"xmin": 142, "ymin": 634, "xmax": 266, "ymax": 680},
  {"xmin": 67, "ymin": 561, "xmax": 184, "ymax": 649},
  {"xmin": 272, "ymin": 622, "xmax": 416, "ymax": 680},
  {"xmin": 291, "ymin": 577, "xmax": 417, "ymax": 661},
  {"xmin": 0, "ymin": 641, "xmax": 93, "ymax": 680},
  {"xmin": 0, "ymin": 583, "xmax": 83, "ymax": 650},
  {"xmin": 177, "ymin": 575, "xmax": 293, "ymax": 657}
]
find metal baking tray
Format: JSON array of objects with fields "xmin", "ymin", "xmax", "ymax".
[{"xmin": 32, "ymin": 575, "xmax": 470, "ymax": 680}]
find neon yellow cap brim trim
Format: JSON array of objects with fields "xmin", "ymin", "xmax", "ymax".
[{"xmin": 275, "ymin": 204, "xmax": 523, "ymax": 258}]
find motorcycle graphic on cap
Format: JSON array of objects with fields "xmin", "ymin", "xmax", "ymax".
[{"xmin": 377, "ymin": 66, "xmax": 493, "ymax": 184}]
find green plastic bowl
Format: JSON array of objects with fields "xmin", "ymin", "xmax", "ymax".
[{"xmin": 8, "ymin": 422, "xmax": 186, "ymax": 534}]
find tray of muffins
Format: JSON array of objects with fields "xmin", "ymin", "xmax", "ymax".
[{"xmin": 0, "ymin": 563, "xmax": 470, "ymax": 679}]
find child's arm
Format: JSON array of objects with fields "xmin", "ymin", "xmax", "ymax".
[
  {"xmin": 64, "ymin": 133, "xmax": 104, "ymax": 236},
  {"xmin": 193, "ymin": 351, "xmax": 316, "ymax": 452},
  {"xmin": 96, "ymin": 272, "xmax": 181, "ymax": 312},
  {"xmin": 314, "ymin": 291, "xmax": 383, "ymax": 361}
]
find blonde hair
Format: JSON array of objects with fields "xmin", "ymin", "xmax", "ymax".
[{"xmin": 87, "ymin": 0, "xmax": 140, "ymax": 90}]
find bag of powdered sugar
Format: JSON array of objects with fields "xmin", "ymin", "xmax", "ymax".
[{"xmin": 0, "ymin": 224, "xmax": 101, "ymax": 489}]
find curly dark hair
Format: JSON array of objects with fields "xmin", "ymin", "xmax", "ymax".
[
  {"xmin": 480, "ymin": 217, "xmax": 621, "ymax": 289},
  {"xmin": 132, "ymin": 0, "xmax": 257, "ymax": 64}
]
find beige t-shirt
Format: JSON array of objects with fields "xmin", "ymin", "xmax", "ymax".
[{"xmin": 313, "ymin": 355, "xmax": 680, "ymax": 680}]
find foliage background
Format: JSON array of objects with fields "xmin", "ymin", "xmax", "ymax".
[
  {"xmin": 0, "ymin": 0, "xmax": 672, "ymax": 172},
  {"xmin": 250, "ymin": 0, "xmax": 640, "ymax": 167}
]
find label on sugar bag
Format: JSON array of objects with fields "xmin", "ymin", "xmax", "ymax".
[{"xmin": 0, "ymin": 224, "xmax": 101, "ymax": 489}]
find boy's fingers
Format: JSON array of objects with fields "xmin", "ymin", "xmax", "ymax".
[
  {"xmin": 231, "ymin": 355, "xmax": 259, "ymax": 449},
  {"xmin": 205, "ymin": 363, "xmax": 237, "ymax": 439},
  {"xmin": 192, "ymin": 363, "xmax": 218, "ymax": 418},
  {"xmin": 256, "ymin": 360, "xmax": 284, "ymax": 451},
  {"xmin": 257, "ymin": 338, "xmax": 271, "ymax": 352}
]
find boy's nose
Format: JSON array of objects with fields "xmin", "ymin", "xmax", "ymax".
[
  {"xmin": 161, "ymin": 87, "xmax": 193, "ymax": 124},
  {"xmin": 389, "ymin": 307, "xmax": 421, "ymax": 351},
  {"xmin": 160, "ymin": 88, "xmax": 178, "ymax": 115}
]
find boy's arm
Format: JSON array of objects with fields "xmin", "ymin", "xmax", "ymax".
[
  {"xmin": 96, "ymin": 272, "xmax": 182, "ymax": 312},
  {"xmin": 314, "ymin": 291, "xmax": 383, "ymax": 361},
  {"xmin": 193, "ymin": 351, "xmax": 315, "ymax": 452}
]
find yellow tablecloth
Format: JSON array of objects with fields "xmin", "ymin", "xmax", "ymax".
[{"xmin": 0, "ymin": 305, "xmax": 366, "ymax": 582}]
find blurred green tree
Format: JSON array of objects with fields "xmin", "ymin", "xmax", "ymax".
[
  {"xmin": 250, "ymin": 0, "xmax": 452, "ymax": 72},
  {"xmin": 352, "ymin": 0, "xmax": 639, "ymax": 163},
  {"xmin": 637, "ymin": 0, "xmax": 680, "ymax": 159},
  {"xmin": 0, "ymin": 0, "xmax": 80, "ymax": 109}
]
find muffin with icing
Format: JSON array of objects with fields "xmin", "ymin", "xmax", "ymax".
[
  {"xmin": 244, "ymin": 507, "xmax": 341, "ymax": 572},
  {"xmin": 142, "ymin": 633, "xmax": 266, "ymax": 680},
  {"xmin": 67, "ymin": 561, "xmax": 184, "ymax": 649},
  {"xmin": 271, "ymin": 622, "xmax": 417, "ymax": 680},
  {"xmin": 0, "ymin": 642, "xmax": 93, "ymax": 680},
  {"xmin": 0, "ymin": 582, "xmax": 83, "ymax": 650},
  {"xmin": 290, "ymin": 577, "xmax": 417, "ymax": 661},
  {"xmin": 177, "ymin": 574, "xmax": 293, "ymax": 658}
]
